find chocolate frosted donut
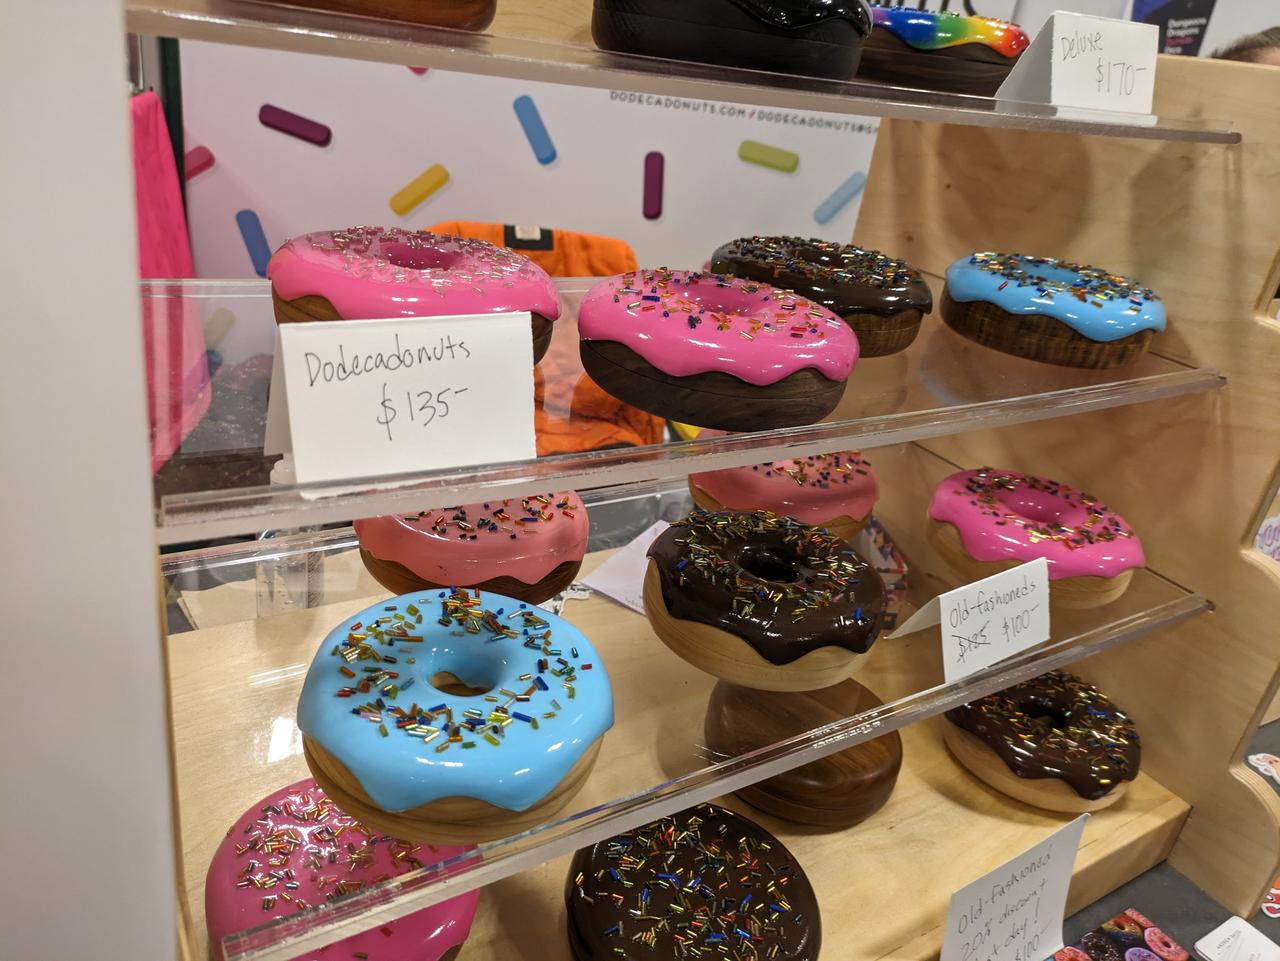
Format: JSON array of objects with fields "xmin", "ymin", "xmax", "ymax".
[
  {"xmin": 565, "ymin": 803, "xmax": 820, "ymax": 961},
  {"xmin": 944, "ymin": 670, "xmax": 1141, "ymax": 813},
  {"xmin": 711, "ymin": 236, "xmax": 933, "ymax": 357},
  {"xmin": 644, "ymin": 510, "xmax": 886, "ymax": 691}
]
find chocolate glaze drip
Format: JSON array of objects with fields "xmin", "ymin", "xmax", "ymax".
[
  {"xmin": 711, "ymin": 236, "xmax": 933, "ymax": 320},
  {"xmin": 647, "ymin": 510, "xmax": 886, "ymax": 665},
  {"xmin": 730, "ymin": 0, "xmax": 871, "ymax": 32},
  {"xmin": 946, "ymin": 670, "xmax": 1141, "ymax": 800},
  {"xmin": 565, "ymin": 803, "xmax": 820, "ymax": 961}
]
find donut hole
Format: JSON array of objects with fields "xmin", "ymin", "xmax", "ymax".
[
  {"xmin": 999, "ymin": 490, "xmax": 1068, "ymax": 526},
  {"xmin": 382, "ymin": 243, "xmax": 458, "ymax": 271},
  {"xmin": 737, "ymin": 546, "xmax": 802, "ymax": 585},
  {"xmin": 429, "ymin": 671, "xmax": 492, "ymax": 698},
  {"xmin": 1018, "ymin": 698, "xmax": 1074, "ymax": 731}
]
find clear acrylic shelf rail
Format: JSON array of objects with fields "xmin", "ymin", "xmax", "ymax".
[
  {"xmin": 147, "ymin": 279, "xmax": 1223, "ymax": 544},
  {"xmin": 125, "ymin": 0, "xmax": 1239, "ymax": 143},
  {"xmin": 165, "ymin": 445, "xmax": 1213, "ymax": 961}
]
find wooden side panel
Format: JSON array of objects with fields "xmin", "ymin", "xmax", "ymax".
[
  {"xmin": 855, "ymin": 54, "xmax": 1280, "ymax": 915},
  {"xmin": 491, "ymin": 0, "xmax": 593, "ymax": 45}
]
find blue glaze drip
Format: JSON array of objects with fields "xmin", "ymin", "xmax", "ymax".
[
  {"xmin": 945, "ymin": 253, "xmax": 1165, "ymax": 343},
  {"xmin": 297, "ymin": 590, "xmax": 613, "ymax": 813}
]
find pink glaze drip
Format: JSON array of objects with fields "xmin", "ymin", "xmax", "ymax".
[
  {"xmin": 354, "ymin": 492, "xmax": 588, "ymax": 586},
  {"xmin": 690, "ymin": 431, "xmax": 878, "ymax": 525},
  {"xmin": 204, "ymin": 778, "xmax": 478, "ymax": 961},
  {"xmin": 266, "ymin": 226, "xmax": 561, "ymax": 320},
  {"xmin": 578, "ymin": 268, "xmax": 858, "ymax": 386},
  {"xmin": 927, "ymin": 468, "xmax": 1144, "ymax": 580}
]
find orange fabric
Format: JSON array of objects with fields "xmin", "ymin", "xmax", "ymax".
[{"xmin": 429, "ymin": 222, "xmax": 664, "ymax": 456}]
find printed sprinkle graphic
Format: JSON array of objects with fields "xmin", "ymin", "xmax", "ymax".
[
  {"xmin": 814, "ymin": 171, "xmax": 867, "ymax": 225},
  {"xmin": 235, "ymin": 209, "xmax": 271, "ymax": 277},
  {"xmin": 513, "ymin": 95, "xmax": 557, "ymax": 165},
  {"xmin": 389, "ymin": 163, "xmax": 450, "ymax": 216},
  {"xmin": 259, "ymin": 104, "xmax": 332, "ymax": 146},
  {"xmin": 738, "ymin": 139, "xmax": 799, "ymax": 173},
  {"xmin": 643, "ymin": 151, "xmax": 664, "ymax": 220},
  {"xmin": 184, "ymin": 145, "xmax": 215, "ymax": 181}
]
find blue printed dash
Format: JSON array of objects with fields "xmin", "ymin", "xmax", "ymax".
[
  {"xmin": 813, "ymin": 171, "xmax": 868, "ymax": 225},
  {"xmin": 513, "ymin": 95, "xmax": 557, "ymax": 165},
  {"xmin": 235, "ymin": 209, "xmax": 271, "ymax": 277}
]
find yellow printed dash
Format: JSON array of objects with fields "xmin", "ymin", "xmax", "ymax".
[
  {"xmin": 738, "ymin": 140, "xmax": 799, "ymax": 173},
  {"xmin": 389, "ymin": 163, "xmax": 450, "ymax": 216}
]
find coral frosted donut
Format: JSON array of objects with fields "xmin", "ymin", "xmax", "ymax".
[
  {"xmin": 298, "ymin": 589, "xmax": 613, "ymax": 843},
  {"xmin": 689, "ymin": 433, "xmax": 879, "ymax": 541},
  {"xmin": 266, "ymin": 227, "xmax": 562, "ymax": 364},
  {"xmin": 1145, "ymin": 929, "xmax": 1189, "ymax": 961},
  {"xmin": 943, "ymin": 670, "xmax": 1141, "ymax": 813},
  {"xmin": 942, "ymin": 252, "xmax": 1166, "ymax": 369},
  {"xmin": 566, "ymin": 803, "xmax": 821, "ymax": 961},
  {"xmin": 578, "ymin": 268, "xmax": 858, "ymax": 431},
  {"xmin": 928, "ymin": 468, "xmax": 1145, "ymax": 608},
  {"xmin": 204, "ymin": 778, "xmax": 478, "ymax": 961},
  {"xmin": 858, "ymin": 6, "xmax": 1029, "ymax": 95},
  {"xmin": 644, "ymin": 510, "xmax": 886, "ymax": 691},
  {"xmin": 355, "ymin": 492, "xmax": 588, "ymax": 604},
  {"xmin": 710, "ymin": 236, "xmax": 933, "ymax": 357}
]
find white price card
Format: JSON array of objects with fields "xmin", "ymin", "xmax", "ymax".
[
  {"xmin": 997, "ymin": 12, "xmax": 1158, "ymax": 117},
  {"xmin": 941, "ymin": 815, "xmax": 1088, "ymax": 961},
  {"xmin": 580, "ymin": 521, "xmax": 669, "ymax": 614},
  {"xmin": 273, "ymin": 312, "xmax": 536, "ymax": 485},
  {"xmin": 889, "ymin": 558, "xmax": 1050, "ymax": 684}
]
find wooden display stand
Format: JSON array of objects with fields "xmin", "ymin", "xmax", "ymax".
[
  {"xmin": 161, "ymin": 49, "xmax": 1280, "ymax": 961},
  {"xmin": 855, "ymin": 53, "xmax": 1280, "ymax": 916}
]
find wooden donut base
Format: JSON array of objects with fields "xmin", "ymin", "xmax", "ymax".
[
  {"xmin": 302, "ymin": 736, "xmax": 603, "ymax": 844},
  {"xmin": 271, "ymin": 290, "xmax": 555, "ymax": 365},
  {"xmin": 357, "ymin": 550, "xmax": 583, "ymax": 606},
  {"xmin": 942, "ymin": 722, "xmax": 1127, "ymax": 814},
  {"xmin": 580, "ymin": 338, "xmax": 846, "ymax": 432},
  {"xmin": 280, "ymin": 0, "xmax": 496, "ymax": 29},
  {"xmin": 687, "ymin": 480, "xmax": 871, "ymax": 542},
  {"xmin": 642, "ymin": 561, "xmax": 868, "ymax": 691},
  {"xmin": 843, "ymin": 307, "xmax": 924, "ymax": 358},
  {"xmin": 939, "ymin": 288, "xmax": 1155, "ymax": 369},
  {"xmin": 857, "ymin": 30, "xmax": 1016, "ymax": 97},
  {"xmin": 704, "ymin": 679, "xmax": 903, "ymax": 828},
  {"xmin": 928, "ymin": 519, "xmax": 1135, "ymax": 610}
]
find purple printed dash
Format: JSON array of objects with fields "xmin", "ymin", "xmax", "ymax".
[
  {"xmin": 184, "ymin": 145, "xmax": 214, "ymax": 181},
  {"xmin": 408, "ymin": 66, "xmax": 429, "ymax": 75},
  {"xmin": 643, "ymin": 151, "xmax": 664, "ymax": 220},
  {"xmin": 258, "ymin": 104, "xmax": 331, "ymax": 146}
]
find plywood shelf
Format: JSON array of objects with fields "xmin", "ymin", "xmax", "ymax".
[
  {"xmin": 125, "ymin": 0, "xmax": 1238, "ymax": 143},
  {"xmin": 170, "ymin": 440, "xmax": 1209, "ymax": 961}
]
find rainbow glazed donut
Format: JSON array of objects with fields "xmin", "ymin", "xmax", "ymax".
[
  {"xmin": 298, "ymin": 589, "xmax": 612, "ymax": 843},
  {"xmin": 928, "ymin": 468, "xmax": 1144, "ymax": 609},
  {"xmin": 689, "ymin": 433, "xmax": 879, "ymax": 542},
  {"xmin": 204, "ymin": 778, "xmax": 478, "ymax": 961},
  {"xmin": 266, "ymin": 227, "xmax": 562, "ymax": 364},
  {"xmin": 943, "ymin": 670, "xmax": 1142, "ymax": 813},
  {"xmin": 578, "ymin": 269, "xmax": 858, "ymax": 432},
  {"xmin": 355, "ymin": 493, "xmax": 589, "ymax": 604},
  {"xmin": 858, "ymin": 6, "xmax": 1029, "ymax": 95},
  {"xmin": 941, "ymin": 252, "xmax": 1166, "ymax": 369},
  {"xmin": 644, "ymin": 510, "xmax": 887, "ymax": 691}
]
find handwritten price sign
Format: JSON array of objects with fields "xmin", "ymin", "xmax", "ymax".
[
  {"xmin": 942, "ymin": 816, "xmax": 1088, "ymax": 961},
  {"xmin": 276, "ymin": 313, "xmax": 535, "ymax": 485}
]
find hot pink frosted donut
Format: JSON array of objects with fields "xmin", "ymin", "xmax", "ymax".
[
  {"xmin": 355, "ymin": 492, "xmax": 589, "ymax": 604},
  {"xmin": 1144, "ymin": 928, "xmax": 1188, "ymax": 961},
  {"xmin": 689, "ymin": 430, "xmax": 878, "ymax": 532},
  {"xmin": 928, "ymin": 468, "xmax": 1144, "ymax": 579},
  {"xmin": 205, "ymin": 778, "xmax": 478, "ymax": 961},
  {"xmin": 577, "ymin": 269, "xmax": 858, "ymax": 431},
  {"xmin": 266, "ymin": 227, "xmax": 561, "ymax": 362}
]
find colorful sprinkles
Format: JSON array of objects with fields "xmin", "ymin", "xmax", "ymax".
[
  {"xmin": 948, "ymin": 670, "xmax": 1141, "ymax": 799},
  {"xmin": 966, "ymin": 252, "xmax": 1161, "ymax": 316},
  {"xmin": 397, "ymin": 494, "xmax": 581, "ymax": 542},
  {"xmin": 329, "ymin": 588, "xmax": 586, "ymax": 755},
  {"xmin": 716, "ymin": 236, "xmax": 925, "ymax": 292},
  {"xmin": 955, "ymin": 468, "xmax": 1136, "ymax": 550},
  {"xmin": 568, "ymin": 804, "xmax": 817, "ymax": 961}
]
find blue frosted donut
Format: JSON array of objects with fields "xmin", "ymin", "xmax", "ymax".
[
  {"xmin": 297, "ymin": 588, "xmax": 613, "ymax": 813},
  {"xmin": 945, "ymin": 252, "xmax": 1165, "ymax": 342}
]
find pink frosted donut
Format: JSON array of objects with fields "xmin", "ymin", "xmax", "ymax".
[
  {"xmin": 689, "ymin": 430, "xmax": 878, "ymax": 540},
  {"xmin": 578, "ymin": 268, "xmax": 858, "ymax": 431},
  {"xmin": 1055, "ymin": 948, "xmax": 1093, "ymax": 961},
  {"xmin": 266, "ymin": 226, "xmax": 562, "ymax": 363},
  {"xmin": 355, "ymin": 492, "xmax": 589, "ymax": 604},
  {"xmin": 205, "ymin": 778, "xmax": 477, "ymax": 961},
  {"xmin": 1144, "ymin": 928, "xmax": 1188, "ymax": 961},
  {"xmin": 928, "ymin": 468, "xmax": 1144, "ymax": 581}
]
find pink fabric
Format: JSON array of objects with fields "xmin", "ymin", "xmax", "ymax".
[{"xmin": 132, "ymin": 91, "xmax": 210, "ymax": 473}]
